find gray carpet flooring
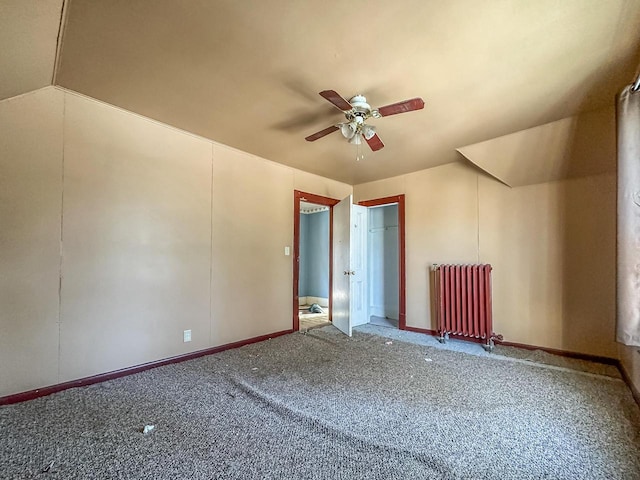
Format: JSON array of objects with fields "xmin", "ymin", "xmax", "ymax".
[
  {"xmin": 1, "ymin": 326, "xmax": 639, "ymax": 479},
  {"xmin": 369, "ymin": 315, "xmax": 399, "ymax": 329}
]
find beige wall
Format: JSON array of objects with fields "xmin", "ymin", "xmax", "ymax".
[
  {"xmin": 479, "ymin": 173, "xmax": 616, "ymax": 357},
  {"xmin": 0, "ymin": 87, "xmax": 351, "ymax": 397},
  {"xmin": 404, "ymin": 164, "xmax": 480, "ymax": 330},
  {"xmin": 0, "ymin": 85, "xmax": 623, "ymax": 396},
  {"xmin": 293, "ymin": 170, "xmax": 352, "ymax": 201},
  {"xmin": 355, "ymin": 164, "xmax": 617, "ymax": 358},
  {"xmin": 59, "ymin": 93, "xmax": 213, "ymax": 381},
  {"xmin": 0, "ymin": 88, "xmax": 63, "ymax": 395},
  {"xmin": 211, "ymin": 146, "xmax": 293, "ymax": 345}
]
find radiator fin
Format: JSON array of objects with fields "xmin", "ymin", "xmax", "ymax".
[{"xmin": 434, "ymin": 264, "xmax": 502, "ymax": 350}]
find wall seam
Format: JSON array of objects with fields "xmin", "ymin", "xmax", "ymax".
[
  {"xmin": 476, "ymin": 175, "xmax": 480, "ymax": 263},
  {"xmin": 209, "ymin": 143, "xmax": 214, "ymax": 347},
  {"xmin": 57, "ymin": 92, "xmax": 66, "ymax": 382}
]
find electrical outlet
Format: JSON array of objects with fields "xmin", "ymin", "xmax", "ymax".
[{"xmin": 183, "ymin": 329, "xmax": 192, "ymax": 342}]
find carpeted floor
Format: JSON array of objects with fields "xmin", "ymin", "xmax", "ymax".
[
  {"xmin": 369, "ymin": 315, "xmax": 399, "ymax": 329},
  {"xmin": 1, "ymin": 326, "xmax": 639, "ymax": 479}
]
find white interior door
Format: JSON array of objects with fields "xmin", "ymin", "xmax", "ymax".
[
  {"xmin": 350, "ymin": 204, "xmax": 368, "ymax": 327},
  {"xmin": 332, "ymin": 195, "xmax": 368, "ymax": 336}
]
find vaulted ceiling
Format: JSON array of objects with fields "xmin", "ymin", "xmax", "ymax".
[
  {"xmin": 3, "ymin": 0, "xmax": 640, "ymax": 184},
  {"xmin": 0, "ymin": 0, "xmax": 63, "ymax": 100}
]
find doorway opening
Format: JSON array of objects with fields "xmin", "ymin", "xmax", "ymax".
[
  {"xmin": 293, "ymin": 192, "xmax": 406, "ymax": 335},
  {"xmin": 299, "ymin": 200, "xmax": 330, "ymax": 330},
  {"xmin": 293, "ymin": 191, "xmax": 339, "ymax": 332},
  {"xmin": 367, "ymin": 203, "xmax": 399, "ymax": 328},
  {"xmin": 359, "ymin": 195, "xmax": 406, "ymax": 331}
]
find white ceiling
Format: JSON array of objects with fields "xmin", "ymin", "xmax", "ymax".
[{"xmin": 3, "ymin": 0, "xmax": 640, "ymax": 185}]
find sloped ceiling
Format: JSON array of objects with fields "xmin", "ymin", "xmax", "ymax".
[
  {"xmin": 458, "ymin": 106, "xmax": 616, "ymax": 187},
  {"xmin": 16, "ymin": 0, "xmax": 640, "ymax": 184},
  {"xmin": 0, "ymin": 0, "xmax": 64, "ymax": 101}
]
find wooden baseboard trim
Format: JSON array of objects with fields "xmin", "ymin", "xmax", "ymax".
[
  {"xmin": 403, "ymin": 326, "xmax": 438, "ymax": 336},
  {"xmin": 0, "ymin": 329, "xmax": 293, "ymax": 406},
  {"xmin": 405, "ymin": 325, "xmax": 638, "ymax": 408},
  {"xmin": 5, "ymin": 326, "xmax": 637, "ymax": 410},
  {"xmin": 404, "ymin": 325, "xmax": 618, "ymax": 365},
  {"xmin": 497, "ymin": 339, "xmax": 619, "ymax": 365}
]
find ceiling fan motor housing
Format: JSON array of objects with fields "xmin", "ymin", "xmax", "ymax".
[
  {"xmin": 339, "ymin": 96, "xmax": 376, "ymax": 139},
  {"xmin": 347, "ymin": 95, "xmax": 381, "ymax": 120},
  {"xmin": 349, "ymin": 95, "xmax": 370, "ymax": 112}
]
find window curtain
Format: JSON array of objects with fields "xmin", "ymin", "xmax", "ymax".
[{"xmin": 617, "ymin": 82, "xmax": 640, "ymax": 347}]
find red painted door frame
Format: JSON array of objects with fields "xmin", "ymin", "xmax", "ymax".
[
  {"xmin": 293, "ymin": 190, "xmax": 340, "ymax": 331},
  {"xmin": 358, "ymin": 195, "xmax": 407, "ymax": 331}
]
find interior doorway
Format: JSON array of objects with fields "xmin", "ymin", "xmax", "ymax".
[
  {"xmin": 367, "ymin": 203, "xmax": 400, "ymax": 328},
  {"xmin": 293, "ymin": 192, "xmax": 406, "ymax": 334},
  {"xmin": 298, "ymin": 200, "xmax": 330, "ymax": 330},
  {"xmin": 293, "ymin": 191, "xmax": 339, "ymax": 331},
  {"xmin": 359, "ymin": 195, "xmax": 406, "ymax": 330}
]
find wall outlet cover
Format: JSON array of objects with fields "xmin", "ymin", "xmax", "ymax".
[{"xmin": 183, "ymin": 329, "xmax": 192, "ymax": 342}]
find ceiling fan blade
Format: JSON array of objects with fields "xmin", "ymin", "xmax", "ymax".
[
  {"xmin": 365, "ymin": 133, "xmax": 384, "ymax": 151},
  {"xmin": 377, "ymin": 98, "xmax": 425, "ymax": 117},
  {"xmin": 319, "ymin": 90, "xmax": 352, "ymax": 111},
  {"xmin": 305, "ymin": 125, "xmax": 339, "ymax": 142}
]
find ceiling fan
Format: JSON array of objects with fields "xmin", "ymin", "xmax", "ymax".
[{"xmin": 305, "ymin": 90, "xmax": 425, "ymax": 152}]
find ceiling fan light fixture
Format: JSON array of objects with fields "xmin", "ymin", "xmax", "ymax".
[
  {"xmin": 362, "ymin": 124, "xmax": 376, "ymax": 140},
  {"xmin": 340, "ymin": 122, "xmax": 356, "ymax": 139},
  {"xmin": 348, "ymin": 134, "xmax": 362, "ymax": 145}
]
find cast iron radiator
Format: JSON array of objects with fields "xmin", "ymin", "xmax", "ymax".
[{"xmin": 433, "ymin": 264, "xmax": 503, "ymax": 351}]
